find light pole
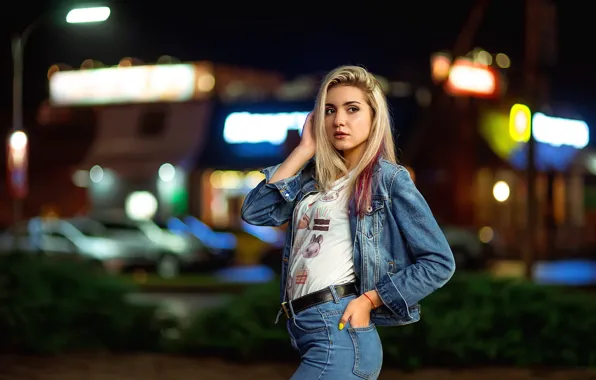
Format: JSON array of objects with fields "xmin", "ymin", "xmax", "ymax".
[{"xmin": 8, "ymin": 6, "xmax": 110, "ymax": 247}]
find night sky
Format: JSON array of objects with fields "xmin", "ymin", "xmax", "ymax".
[{"xmin": 0, "ymin": 0, "xmax": 594, "ymax": 134}]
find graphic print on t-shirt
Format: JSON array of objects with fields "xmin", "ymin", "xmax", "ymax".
[
  {"xmin": 286, "ymin": 273, "xmax": 293, "ymax": 293},
  {"xmin": 295, "ymin": 265, "xmax": 309, "ymax": 285},
  {"xmin": 320, "ymin": 184, "xmax": 346, "ymax": 202},
  {"xmin": 292, "ymin": 211, "xmax": 312, "ymax": 256},
  {"xmin": 288, "ymin": 173, "xmax": 356, "ymax": 299},
  {"xmin": 312, "ymin": 206, "xmax": 331, "ymax": 232},
  {"xmin": 299, "ymin": 233, "xmax": 324, "ymax": 258}
]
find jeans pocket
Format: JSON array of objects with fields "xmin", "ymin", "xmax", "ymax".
[
  {"xmin": 292, "ymin": 310, "xmax": 327, "ymax": 334},
  {"xmin": 286, "ymin": 321, "xmax": 302, "ymax": 355},
  {"xmin": 348, "ymin": 323, "xmax": 383, "ymax": 379}
]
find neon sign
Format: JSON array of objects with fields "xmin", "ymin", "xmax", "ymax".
[
  {"xmin": 444, "ymin": 58, "xmax": 498, "ymax": 98},
  {"xmin": 482, "ymin": 105, "xmax": 591, "ymax": 171},
  {"xmin": 49, "ymin": 64, "xmax": 213, "ymax": 105},
  {"xmin": 223, "ymin": 111, "xmax": 309, "ymax": 145},
  {"xmin": 509, "ymin": 104, "xmax": 531, "ymax": 143},
  {"xmin": 532, "ymin": 113, "xmax": 589, "ymax": 149}
]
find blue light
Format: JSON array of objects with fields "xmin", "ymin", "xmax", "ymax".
[
  {"xmin": 509, "ymin": 141, "xmax": 580, "ymax": 171},
  {"xmin": 166, "ymin": 217, "xmax": 187, "ymax": 234},
  {"xmin": 183, "ymin": 216, "xmax": 237, "ymax": 250},
  {"xmin": 223, "ymin": 111, "xmax": 309, "ymax": 145},
  {"xmin": 533, "ymin": 260, "xmax": 596, "ymax": 286},
  {"xmin": 241, "ymin": 221, "xmax": 286, "ymax": 248},
  {"xmin": 166, "ymin": 216, "xmax": 237, "ymax": 251},
  {"xmin": 214, "ymin": 265, "xmax": 276, "ymax": 283},
  {"xmin": 231, "ymin": 142, "xmax": 282, "ymax": 157}
]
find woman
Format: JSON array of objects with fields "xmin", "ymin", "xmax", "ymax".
[{"xmin": 241, "ymin": 65, "xmax": 455, "ymax": 379}]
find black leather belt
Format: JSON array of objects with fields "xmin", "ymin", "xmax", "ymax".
[{"xmin": 281, "ymin": 283, "xmax": 357, "ymax": 318}]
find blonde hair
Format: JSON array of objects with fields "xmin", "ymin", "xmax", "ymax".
[{"xmin": 312, "ymin": 65, "xmax": 397, "ymax": 215}]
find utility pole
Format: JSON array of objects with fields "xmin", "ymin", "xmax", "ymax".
[
  {"xmin": 404, "ymin": 0, "xmax": 491, "ymax": 163},
  {"xmin": 402, "ymin": 0, "xmax": 491, "ymax": 225},
  {"xmin": 523, "ymin": 0, "xmax": 557, "ymax": 278}
]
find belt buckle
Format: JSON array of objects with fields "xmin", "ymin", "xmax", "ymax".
[{"xmin": 281, "ymin": 302, "xmax": 291, "ymax": 319}]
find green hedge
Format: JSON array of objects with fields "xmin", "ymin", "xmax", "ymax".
[
  {"xmin": 2, "ymin": 253, "xmax": 595, "ymax": 369},
  {"xmin": 0, "ymin": 253, "xmax": 176, "ymax": 354},
  {"xmin": 181, "ymin": 273, "xmax": 596, "ymax": 369}
]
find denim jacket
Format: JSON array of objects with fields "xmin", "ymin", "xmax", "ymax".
[{"xmin": 241, "ymin": 158, "xmax": 456, "ymax": 326}]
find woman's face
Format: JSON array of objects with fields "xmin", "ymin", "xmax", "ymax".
[{"xmin": 324, "ymin": 85, "xmax": 373, "ymax": 161}]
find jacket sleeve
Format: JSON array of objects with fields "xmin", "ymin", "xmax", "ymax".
[
  {"xmin": 240, "ymin": 163, "xmax": 303, "ymax": 227},
  {"xmin": 375, "ymin": 167, "xmax": 456, "ymax": 319}
]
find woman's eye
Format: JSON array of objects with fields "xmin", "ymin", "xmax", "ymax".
[
  {"xmin": 325, "ymin": 108, "xmax": 334, "ymax": 115},
  {"xmin": 348, "ymin": 107, "xmax": 359, "ymax": 113}
]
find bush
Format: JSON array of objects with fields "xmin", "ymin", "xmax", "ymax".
[
  {"xmin": 180, "ymin": 279, "xmax": 295, "ymax": 361},
  {"xmin": 181, "ymin": 273, "xmax": 596, "ymax": 369},
  {"xmin": 0, "ymin": 253, "xmax": 174, "ymax": 354}
]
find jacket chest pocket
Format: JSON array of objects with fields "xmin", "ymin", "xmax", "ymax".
[{"xmin": 357, "ymin": 198, "xmax": 386, "ymax": 240}]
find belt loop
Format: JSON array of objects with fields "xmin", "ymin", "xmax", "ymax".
[
  {"xmin": 329, "ymin": 285, "xmax": 340, "ymax": 303},
  {"xmin": 274, "ymin": 309, "xmax": 283, "ymax": 324}
]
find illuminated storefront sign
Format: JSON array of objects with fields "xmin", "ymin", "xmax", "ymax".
[
  {"xmin": 480, "ymin": 104, "xmax": 591, "ymax": 171},
  {"xmin": 509, "ymin": 103, "xmax": 531, "ymax": 143},
  {"xmin": 50, "ymin": 63, "xmax": 214, "ymax": 105},
  {"xmin": 222, "ymin": 111, "xmax": 309, "ymax": 158},
  {"xmin": 444, "ymin": 58, "xmax": 498, "ymax": 98},
  {"xmin": 532, "ymin": 112, "xmax": 589, "ymax": 149},
  {"xmin": 223, "ymin": 111, "xmax": 309, "ymax": 145}
]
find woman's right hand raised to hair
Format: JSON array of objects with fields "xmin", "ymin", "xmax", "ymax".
[
  {"xmin": 268, "ymin": 112, "xmax": 315, "ymax": 184},
  {"xmin": 297, "ymin": 111, "xmax": 316, "ymax": 159}
]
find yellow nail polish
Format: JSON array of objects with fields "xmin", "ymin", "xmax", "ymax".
[{"xmin": 338, "ymin": 323, "xmax": 344, "ymax": 331}]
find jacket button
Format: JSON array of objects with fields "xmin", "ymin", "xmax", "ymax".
[{"xmin": 367, "ymin": 206, "xmax": 373, "ymax": 213}]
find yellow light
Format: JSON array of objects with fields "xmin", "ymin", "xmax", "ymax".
[
  {"xmin": 9, "ymin": 131, "xmax": 28, "ymax": 150},
  {"xmin": 244, "ymin": 171, "xmax": 265, "ymax": 188},
  {"xmin": 431, "ymin": 52, "xmax": 452, "ymax": 83},
  {"xmin": 493, "ymin": 181, "xmax": 510, "ymax": 202},
  {"xmin": 197, "ymin": 74, "xmax": 215, "ymax": 92},
  {"xmin": 475, "ymin": 50, "xmax": 492, "ymax": 66},
  {"xmin": 509, "ymin": 104, "xmax": 531, "ymax": 143},
  {"xmin": 496, "ymin": 53, "xmax": 511, "ymax": 68},
  {"xmin": 478, "ymin": 226, "xmax": 494, "ymax": 243},
  {"xmin": 479, "ymin": 111, "xmax": 519, "ymax": 160}
]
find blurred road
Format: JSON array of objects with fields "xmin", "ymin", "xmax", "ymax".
[{"xmin": 2, "ymin": 354, "xmax": 596, "ymax": 380}]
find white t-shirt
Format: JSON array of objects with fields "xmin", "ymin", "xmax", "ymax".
[{"xmin": 287, "ymin": 173, "xmax": 357, "ymax": 300}]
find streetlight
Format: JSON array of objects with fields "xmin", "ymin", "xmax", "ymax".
[
  {"xmin": 66, "ymin": 6, "xmax": 111, "ymax": 24},
  {"xmin": 9, "ymin": 6, "xmax": 110, "ymax": 227},
  {"xmin": 7, "ymin": 130, "xmax": 28, "ymax": 199}
]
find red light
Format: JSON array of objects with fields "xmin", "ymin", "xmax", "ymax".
[
  {"xmin": 444, "ymin": 59, "xmax": 499, "ymax": 98},
  {"xmin": 6, "ymin": 130, "xmax": 28, "ymax": 199}
]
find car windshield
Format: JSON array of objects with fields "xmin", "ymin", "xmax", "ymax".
[{"xmin": 68, "ymin": 218, "xmax": 108, "ymax": 237}]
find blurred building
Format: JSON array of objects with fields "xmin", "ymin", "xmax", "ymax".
[
  {"xmin": 13, "ymin": 58, "xmax": 595, "ymax": 260},
  {"xmin": 392, "ymin": 53, "xmax": 596, "ymax": 260},
  {"xmin": 410, "ymin": 54, "xmax": 595, "ymax": 258},
  {"xmin": 0, "ymin": 108, "xmax": 92, "ymax": 229},
  {"xmin": 39, "ymin": 62, "xmax": 290, "ymax": 224},
  {"xmin": 35, "ymin": 61, "xmax": 420, "ymax": 232}
]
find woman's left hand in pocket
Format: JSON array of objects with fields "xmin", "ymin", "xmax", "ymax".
[{"xmin": 338, "ymin": 296, "xmax": 372, "ymax": 330}]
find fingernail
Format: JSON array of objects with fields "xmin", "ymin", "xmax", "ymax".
[{"xmin": 338, "ymin": 323, "xmax": 344, "ymax": 331}]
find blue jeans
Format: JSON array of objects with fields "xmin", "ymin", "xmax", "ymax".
[{"xmin": 285, "ymin": 290, "xmax": 383, "ymax": 379}]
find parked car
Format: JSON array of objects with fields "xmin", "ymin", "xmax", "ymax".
[
  {"xmin": 94, "ymin": 216, "xmax": 234, "ymax": 278},
  {"xmin": 0, "ymin": 217, "xmax": 148, "ymax": 273}
]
